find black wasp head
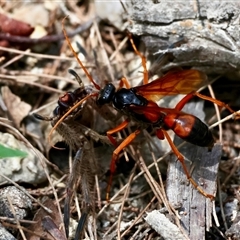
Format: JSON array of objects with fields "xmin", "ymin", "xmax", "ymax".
[{"xmin": 97, "ymin": 83, "xmax": 116, "ymax": 106}]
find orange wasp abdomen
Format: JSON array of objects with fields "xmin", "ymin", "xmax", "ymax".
[{"xmin": 163, "ymin": 112, "xmax": 214, "ymax": 148}]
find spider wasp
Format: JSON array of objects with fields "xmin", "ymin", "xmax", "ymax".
[{"xmin": 51, "ymin": 20, "xmax": 238, "ymax": 203}]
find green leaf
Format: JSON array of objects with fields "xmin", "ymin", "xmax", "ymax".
[{"xmin": 0, "ymin": 144, "xmax": 28, "ymax": 158}]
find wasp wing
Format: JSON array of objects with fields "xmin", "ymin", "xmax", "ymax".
[{"xmin": 134, "ymin": 69, "xmax": 207, "ymax": 102}]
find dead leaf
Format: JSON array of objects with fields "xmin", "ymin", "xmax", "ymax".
[
  {"xmin": 26, "ymin": 199, "xmax": 66, "ymax": 240},
  {"xmin": 0, "ymin": 13, "xmax": 34, "ymax": 36},
  {"xmin": 1, "ymin": 86, "xmax": 31, "ymax": 128},
  {"xmin": 42, "ymin": 216, "xmax": 67, "ymax": 240}
]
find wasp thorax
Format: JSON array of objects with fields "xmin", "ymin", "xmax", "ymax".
[{"xmin": 97, "ymin": 83, "xmax": 116, "ymax": 105}]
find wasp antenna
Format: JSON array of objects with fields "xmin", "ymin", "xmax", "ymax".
[
  {"xmin": 75, "ymin": 41, "xmax": 87, "ymax": 59},
  {"xmin": 127, "ymin": 32, "xmax": 148, "ymax": 85},
  {"xmin": 33, "ymin": 113, "xmax": 53, "ymax": 121},
  {"xmin": 68, "ymin": 69, "xmax": 84, "ymax": 88},
  {"xmin": 62, "ymin": 17, "xmax": 101, "ymax": 91}
]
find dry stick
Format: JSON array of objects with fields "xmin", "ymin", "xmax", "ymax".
[
  {"xmin": 144, "ymin": 129, "xmax": 165, "ymax": 154},
  {"xmin": 0, "ymin": 45, "xmax": 73, "ymax": 61},
  {"xmin": 0, "ymin": 46, "xmax": 93, "ymax": 69},
  {"xmin": 117, "ymin": 164, "xmax": 137, "ymax": 240},
  {"xmin": 74, "ymin": 193, "xmax": 82, "ymax": 226},
  {"xmin": 148, "ymin": 232, "xmax": 155, "ymax": 240},
  {"xmin": 218, "ymin": 177, "xmax": 228, "ymax": 231},
  {"xmin": 93, "ymin": 20, "xmax": 115, "ymax": 82},
  {"xmin": 208, "ymin": 84, "xmax": 223, "ymax": 142},
  {"xmin": 148, "ymin": 142, "xmax": 162, "ymax": 186},
  {"xmin": 127, "ymin": 189, "xmax": 153, "ymax": 201},
  {"xmin": 0, "ymin": 49, "xmax": 30, "ymax": 69},
  {"xmin": 0, "ymin": 217, "xmax": 37, "ymax": 224},
  {"xmin": 51, "ymin": 174, "xmax": 68, "ymax": 190},
  {"xmin": 120, "ymin": 0, "xmax": 128, "ymax": 14},
  {"xmin": 120, "ymin": 196, "xmax": 156, "ymax": 238},
  {"xmin": 86, "ymin": 216, "xmax": 95, "ymax": 240},
  {"xmin": 210, "ymin": 110, "xmax": 240, "ymax": 129},
  {"xmin": 109, "ymin": 36, "xmax": 128, "ymax": 62},
  {"xmin": 20, "ymin": 70, "xmax": 77, "ymax": 84},
  {"xmin": 109, "ymin": 29, "xmax": 127, "ymax": 78},
  {"xmin": 212, "ymin": 200, "xmax": 220, "ymax": 227},
  {"xmin": 7, "ymin": 196, "xmax": 27, "ymax": 240},
  {"xmin": 212, "ymin": 225, "xmax": 228, "ymax": 240},
  {"xmin": 15, "ymin": 79, "xmax": 63, "ymax": 93},
  {"xmin": 95, "ymin": 174, "xmax": 101, "ymax": 210},
  {"xmin": 0, "ymin": 56, "xmax": 4, "ymax": 63},
  {"xmin": 103, "ymin": 220, "xmax": 118, "ymax": 238},
  {"xmin": 0, "ymin": 69, "xmax": 80, "ymax": 84},
  {"xmin": 0, "ymin": 74, "xmax": 64, "ymax": 94},
  {"xmin": 130, "ymin": 225, "xmax": 145, "ymax": 240}
]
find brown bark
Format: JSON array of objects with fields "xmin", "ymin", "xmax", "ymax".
[{"xmin": 128, "ymin": 0, "xmax": 240, "ymax": 76}]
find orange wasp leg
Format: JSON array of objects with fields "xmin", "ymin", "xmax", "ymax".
[
  {"xmin": 161, "ymin": 129, "xmax": 214, "ymax": 200},
  {"xmin": 175, "ymin": 91, "xmax": 236, "ymax": 114},
  {"xmin": 127, "ymin": 33, "xmax": 148, "ymax": 85},
  {"xmin": 193, "ymin": 92, "xmax": 236, "ymax": 114},
  {"xmin": 106, "ymin": 119, "xmax": 130, "ymax": 147},
  {"xmin": 118, "ymin": 77, "xmax": 131, "ymax": 89},
  {"xmin": 106, "ymin": 129, "xmax": 141, "ymax": 201}
]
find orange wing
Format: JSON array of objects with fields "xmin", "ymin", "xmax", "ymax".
[{"xmin": 134, "ymin": 69, "xmax": 207, "ymax": 101}]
